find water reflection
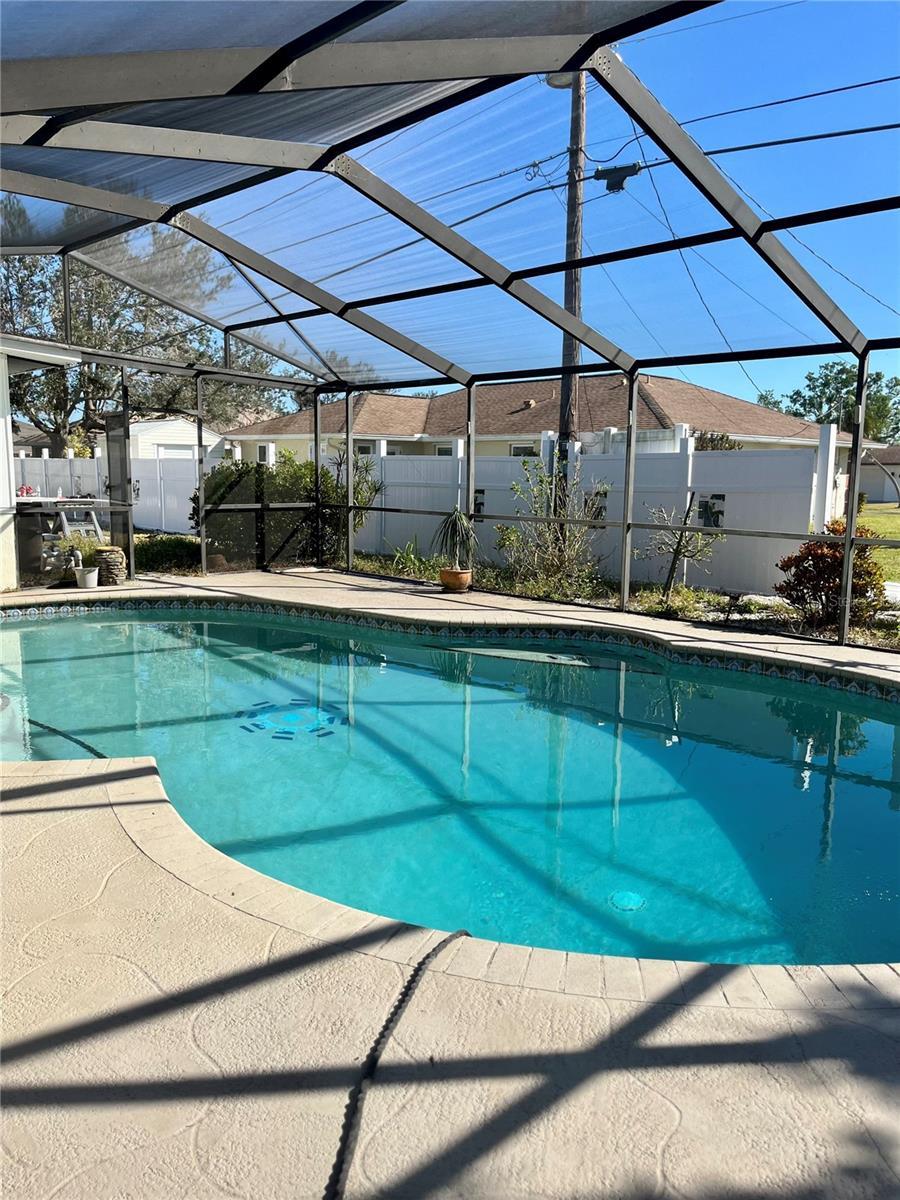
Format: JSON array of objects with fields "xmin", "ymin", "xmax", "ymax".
[{"xmin": 2, "ymin": 613, "xmax": 897, "ymax": 963}]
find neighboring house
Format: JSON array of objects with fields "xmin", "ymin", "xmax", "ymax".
[
  {"xmin": 11, "ymin": 415, "xmax": 226, "ymax": 459},
  {"xmin": 11, "ymin": 420, "xmax": 52, "ymax": 456},
  {"xmin": 127, "ymin": 417, "xmax": 225, "ymax": 460},
  {"xmin": 224, "ymin": 374, "xmax": 866, "ymax": 467},
  {"xmin": 860, "ymin": 445, "xmax": 900, "ymax": 504}
]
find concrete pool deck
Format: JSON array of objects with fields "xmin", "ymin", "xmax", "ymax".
[{"xmin": 2, "ymin": 572, "xmax": 899, "ymax": 1197}]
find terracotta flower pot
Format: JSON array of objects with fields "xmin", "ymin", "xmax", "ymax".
[{"xmin": 439, "ymin": 567, "xmax": 472, "ymax": 593}]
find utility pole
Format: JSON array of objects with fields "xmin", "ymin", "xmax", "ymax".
[{"xmin": 556, "ymin": 70, "xmax": 586, "ymax": 490}]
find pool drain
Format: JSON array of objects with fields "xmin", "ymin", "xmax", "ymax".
[
  {"xmin": 609, "ymin": 890, "xmax": 646, "ymax": 912},
  {"xmin": 237, "ymin": 698, "xmax": 347, "ymax": 742}
]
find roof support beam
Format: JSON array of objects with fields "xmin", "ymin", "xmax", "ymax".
[
  {"xmin": 590, "ymin": 52, "xmax": 867, "ymax": 355},
  {"xmin": 316, "ymin": 0, "xmax": 716, "ymax": 163},
  {"xmin": 71, "ymin": 251, "xmax": 333, "ymax": 381},
  {"xmin": 1, "ymin": 20, "xmax": 678, "ymax": 113},
  {"xmin": 1, "ymin": 116, "xmax": 326, "ymax": 171},
  {"xmin": 225, "ymin": 195, "xmax": 900, "ymax": 332},
  {"xmin": 0, "ymin": 168, "xmax": 469, "ymax": 385},
  {"xmin": 325, "ymin": 154, "xmax": 635, "ymax": 372},
  {"xmin": 170, "ymin": 212, "xmax": 471, "ymax": 385},
  {"xmin": 62, "ymin": 132, "xmax": 616, "ymax": 370},
  {"xmin": 224, "ymin": 257, "xmax": 339, "ymax": 382},
  {"xmin": 0, "ymin": 168, "xmax": 166, "ymax": 222},
  {"xmin": 228, "ymin": 1, "xmax": 404, "ymax": 94},
  {"xmin": 5, "ymin": 118, "xmax": 633, "ymax": 367}
]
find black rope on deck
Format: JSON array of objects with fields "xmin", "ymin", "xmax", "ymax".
[{"xmin": 323, "ymin": 928, "xmax": 469, "ymax": 1200}]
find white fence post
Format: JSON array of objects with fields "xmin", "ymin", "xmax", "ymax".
[
  {"xmin": 157, "ymin": 449, "xmax": 165, "ymax": 531},
  {"xmin": 813, "ymin": 423, "xmax": 837, "ymax": 532},
  {"xmin": 540, "ymin": 430, "xmax": 555, "ymax": 473},
  {"xmin": 453, "ymin": 438, "xmax": 465, "ymax": 510}
]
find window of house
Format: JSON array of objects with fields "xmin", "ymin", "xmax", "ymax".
[
  {"xmin": 257, "ymin": 444, "xmax": 269, "ymax": 464},
  {"xmin": 435, "ymin": 444, "xmax": 453, "ymax": 457},
  {"xmin": 510, "ymin": 443, "xmax": 536, "ymax": 457},
  {"xmin": 356, "ymin": 442, "xmax": 374, "ymax": 456}
]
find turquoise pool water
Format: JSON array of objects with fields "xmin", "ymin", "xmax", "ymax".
[{"xmin": 2, "ymin": 610, "xmax": 898, "ymax": 965}]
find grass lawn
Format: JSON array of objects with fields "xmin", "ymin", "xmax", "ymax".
[{"xmin": 862, "ymin": 503, "xmax": 900, "ymax": 581}]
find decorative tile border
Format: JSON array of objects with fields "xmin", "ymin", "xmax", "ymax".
[{"xmin": 2, "ymin": 591, "xmax": 898, "ymax": 703}]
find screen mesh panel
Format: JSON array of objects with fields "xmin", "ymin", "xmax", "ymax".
[
  {"xmin": 0, "ymin": 192, "xmax": 134, "ymax": 249},
  {"xmin": 1, "ymin": 1, "xmax": 356, "ymax": 59}
]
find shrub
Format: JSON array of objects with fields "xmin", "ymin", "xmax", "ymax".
[
  {"xmin": 58, "ymin": 531, "xmax": 99, "ymax": 569},
  {"xmin": 693, "ymin": 430, "xmax": 743, "ymax": 451},
  {"xmin": 496, "ymin": 454, "xmax": 609, "ymax": 599},
  {"xmin": 134, "ymin": 533, "xmax": 201, "ymax": 573},
  {"xmin": 189, "ymin": 449, "xmax": 382, "ymax": 569},
  {"xmin": 390, "ymin": 540, "xmax": 435, "ymax": 579},
  {"xmin": 775, "ymin": 519, "xmax": 887, "ymax": 628}
]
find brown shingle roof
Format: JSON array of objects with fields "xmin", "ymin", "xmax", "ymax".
[
  {"xmin": 638, "ymin": 376, "xmax": 853, "ymax": 442},
  {"xmin": 228, "ymin": 392, "xmax": 430, "ymax": 438},
  {"xmin": 869, "ymin": 444, "xmax": 900, "ymax": 465},
  {"xmin": 226, "ymin": 375, "xmax": 857, "ymax": 443},
  {"xmin": 424, "ymin": 375, "xmax": 657, "ymax": 435}
]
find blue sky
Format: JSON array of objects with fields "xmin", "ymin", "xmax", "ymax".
[
  {"xmin": 99, "ymin": 1, "xmax": 900, "ymax": 398},
  {"xmin": 213, "ymin": 0, "xmax": 900, "ymax": 398}
]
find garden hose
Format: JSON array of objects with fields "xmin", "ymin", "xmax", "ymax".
[{"xmin": 323, "ymin": 928, "xmax": 469, "ymax": 1200}]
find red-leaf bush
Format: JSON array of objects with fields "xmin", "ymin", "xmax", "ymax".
[{"xmin": 775, "ymin": 519, "xmax": 887, "ymax": 628}]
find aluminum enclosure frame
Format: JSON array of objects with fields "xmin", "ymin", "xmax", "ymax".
[{"xmin": 2, "ymin": 12, "xmax": 898, "ymax": 647}]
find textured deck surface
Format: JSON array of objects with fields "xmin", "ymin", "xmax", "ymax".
[
  {"xmin": 3, "ymin": 573, "xmax": 899, "ymax": 1197},
  {"xmin": 2, "ymin": 758, "xmax": 899, "ymax": 1200}
]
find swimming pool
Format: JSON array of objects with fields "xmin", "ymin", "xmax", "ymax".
[{"xmin": 2, "ymin": 608, "xmax": 898, "ymax": 965}]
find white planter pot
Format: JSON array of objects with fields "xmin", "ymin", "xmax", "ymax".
[{"xmin": 74, "ymin": 567, "xmax": 99, "ymax": 589}]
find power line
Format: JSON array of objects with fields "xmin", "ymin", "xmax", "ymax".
[
  {"xmin": 631, "ymin": 121, "xmax": 766, "ymax": 394},
  {"xmin": 218, "ymin": 78, "xmax": 543, "ymax": 233},
  {"xmin": 537, "ymin": 159, "xmax": 695, "ymax": 383},
  {"xmin": 620, "ymin": 0, "xmax": 806, "ymax": 44},
  {"xmin": 588, "ymin": 106, "xmax": 900, "ymax": 167},
  {"xmin": 715, "ymin": 164, "xmax": 900, "ymax": 320},
  {"xmin": 216, "ymin": 71, "xmax": 899, "ymax": 249},
  {"xmin": 626, "ymin": 189, "xmax": 816, "ymax": 344}
]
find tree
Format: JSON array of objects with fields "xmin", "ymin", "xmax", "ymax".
[
  {"xmin": 775, "ymin": 519, "xmax": 886, "ymax": 628},
  {"xmin": 0, "ymin": 197, "xmax": 362, "ymax": 451},
  {"xmin": 757, "ymin": 360, "xmax": 900, "ymax": 442},
  {"xmin": 637, "ymin": 490, "xmax": 724, "ymax": 603},
  {"xmin": 693, "ymin": 430, "xmax": 742, "ymax": 451}
]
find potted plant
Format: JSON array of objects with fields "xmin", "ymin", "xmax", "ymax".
[
  {"xmin": 61, "ymin": 533, "xmax": 100, "ymax": 588},
  {"xmin": 432, "ymin": 506, "xmax": 477, "ymax": 593}
]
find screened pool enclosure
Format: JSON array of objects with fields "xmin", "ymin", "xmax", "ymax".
[{"xmin": 1, "ymin": 0, "xmax": 898, "ymax": 645}]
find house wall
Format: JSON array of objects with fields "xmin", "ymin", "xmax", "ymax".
[
  {"xmin": 130, "ymin": 418, "xmax": 223, "ymax": 459},
  {"xmin": 860, "ymin": 462, "xmax": 900, "ymax": 505},
  {"xmin": 233, "ymin": 435, "xmax": 543, "ymax": 461}
]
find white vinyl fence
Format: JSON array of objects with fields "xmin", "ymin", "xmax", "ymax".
[
  {"xmin": 17, "ymin": 435, "xmax": 831, "ymax": 594},
  {"xmin": 356, "ymin": 439, "xmax": 826, "ymax": 595},
  {"xmin": 15, "ymin": 454, "xmax": 200, "ymax": 535}
]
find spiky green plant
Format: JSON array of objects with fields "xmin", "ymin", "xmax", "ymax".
[{"xmin": 432, "ymin": 507, "xmax": 477, "ymax": 570}]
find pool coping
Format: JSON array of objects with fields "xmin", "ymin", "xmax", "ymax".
[
  {"xmin": 4, "ymin": 585, "xmax": 898, "ymax": 1012},
  {"xmin": 1, "ymin": 587, "xmax": 898, "ymax": 703},
  {"xmin": 5, "ymin": 757, "xmax": 898, "ymax": 1013}
]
